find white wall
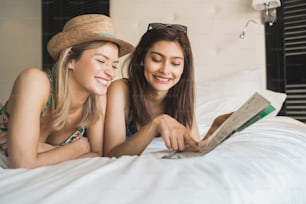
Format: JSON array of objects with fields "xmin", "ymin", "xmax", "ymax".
[
  {"xmin": 110, "ymin": 0, "xmax": 265, "ymax": 83},
  {"xmin": 0, "ymin": 0, "xmax": 41, "ymax": 102}
]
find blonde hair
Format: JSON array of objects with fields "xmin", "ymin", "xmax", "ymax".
[{"xmin": 49, "ymin": 41, "xmax": 108, "ymax": 130}]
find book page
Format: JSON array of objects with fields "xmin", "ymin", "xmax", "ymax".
[{"xmin": 162, "ymin": 92, "xmax": 274, "ymax": 159}]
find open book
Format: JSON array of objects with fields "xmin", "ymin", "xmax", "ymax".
[{"xmin": 162, "ymin": 92, "xmax": 275, "ymax": 159}]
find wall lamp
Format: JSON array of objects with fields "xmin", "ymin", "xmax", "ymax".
[
  {"xmin": 239, "ymin": 19, "xmax": 260, "ymax": 39},
  {"xmin": 252, "ymin": 0, "xmax": 281, "ymax": 26}
]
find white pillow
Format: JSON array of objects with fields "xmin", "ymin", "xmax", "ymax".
[{"xmin": 195, "ymin": 69, "xmax": 286, "ymax": 135}]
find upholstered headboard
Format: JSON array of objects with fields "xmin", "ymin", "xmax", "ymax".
[{"xmin": 110, "ymin": 0, "xmax": 265, "ymax": 84}]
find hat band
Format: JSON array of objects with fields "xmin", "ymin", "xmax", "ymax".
[{"xmin": 97, "ymin": 32, "xmax": 118, "ymax": 39}]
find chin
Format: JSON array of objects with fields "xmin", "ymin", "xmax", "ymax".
[
  {"xmin": 97, "ymin": 91, "xmax": 107, "ymax": 96},
  {"xmin": 92, "ymin": 88, "xmax": 107, "ymax": 96},
  {"xmin": 156, "ymin": 83, "xmax": 173, "ymax": 89}
]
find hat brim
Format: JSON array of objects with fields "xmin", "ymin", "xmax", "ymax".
[{"xmin": 47, "ymin": 31, "xmax": 134, "ymax": 60}]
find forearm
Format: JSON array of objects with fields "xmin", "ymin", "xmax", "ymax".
[
  {"xmin": 36, "ymin": 141, "xmax": 100, "ymax": 165},
  {"xmin": 80, "ymin": 151, "xmax": 101, "ymax": 158},
  {"xmin": 9, "ymin": 139, "xmax": 89, "ymax": 169},
  {"xmin": 107, "ymin": 119, "xmax": 159, "ymax": 157},
  {"xmin": 107, "ymin": 137, "xmax": 149, "ymax": 157}
]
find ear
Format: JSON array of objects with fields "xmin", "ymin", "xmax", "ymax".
[
  {"xmin": 67, "ymin": 59, "xmax": 75, "ymax": 71},
  {"xmin": 61, "ymin": 47, "xmax": 74, "ymax": 70}
]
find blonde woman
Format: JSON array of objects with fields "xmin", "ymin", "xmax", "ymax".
[{"xmin": 0, "ymin": 14, "xmax": 133, "ymax": 168}]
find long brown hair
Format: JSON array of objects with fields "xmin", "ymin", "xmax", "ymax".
[
  {"xmin": 49, "ymin": 41, "xmax": 108, "ymax": 130},
  {"xmin": 127, "ymin": 27, "xmax": 195, "ymax": 128}
]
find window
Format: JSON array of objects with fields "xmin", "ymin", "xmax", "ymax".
[
  {"xmin": 42, "ymin": 0, "xmax": 110, "ymax": 69},
  {"xmin": 266, "ymin": 0, "xmax": 306, "ymax": 122}
]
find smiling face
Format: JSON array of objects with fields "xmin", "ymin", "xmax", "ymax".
[
  {"xmin": 68, "ymin": 42, "xmax": 119, "ymax": 96},
  {"xmin": 143, "ymin": 40, "xmax": 184, "ymax": 94}
]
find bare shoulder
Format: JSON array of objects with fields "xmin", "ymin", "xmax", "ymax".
[
  {"xmin": 107, "ymin": 79, "xmax": 130, "ymax": 111},
  {"xmin": 17, "ymin": 68, "xmax": 49, "ymax": 83},
  {"xmin": 13, "ymin": 68, "xmax": 50, "ymax": 90},
  {"xmin": 108, "ymin": 78, "xmax": 129, "ymax": 96},
  {"xmin": 108, "ymin": 78, "xmax": 129, "ymax": 91},
  {"xmin": 8, "ymin": 68, "xmax": 51, "ymax": 107}
]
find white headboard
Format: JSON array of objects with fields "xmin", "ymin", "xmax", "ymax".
[{"xmin": 110, "ymin": 0, "xmax": 265, "ymax": 83}]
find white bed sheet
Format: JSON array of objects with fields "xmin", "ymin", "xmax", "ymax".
[{"xmin": 1, "ymin": 116, "xmax": 306, "ymax": 204}]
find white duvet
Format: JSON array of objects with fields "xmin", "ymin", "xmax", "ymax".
[{"xmin": 1, "ymin": 116, "xmax": 306, "ymax": 204}]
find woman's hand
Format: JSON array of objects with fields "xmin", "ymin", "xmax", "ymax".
[
  {"xmin": 39, "ymin": 137, "xmax": 90, "ymax": 155},
  {"xmin": 154, "ymin": 114, "xmax": 199, "ymax": 152},
  {"xmin": 203, "ymin": 112, "xmax": 233, "ymax": 140},
  {"xmin": 74, "ymin": 137, "xmax": 91, "ymax": 155}
]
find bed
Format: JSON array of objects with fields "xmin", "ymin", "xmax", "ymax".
[
  {"xmin": 2, "ymin": 68, "xmax": 306, "ymax": 204},
  {"xmin": 1, "ymin": 0, "xmax": 306, "ymax": 203}
]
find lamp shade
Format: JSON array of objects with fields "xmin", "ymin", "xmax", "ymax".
[{"xmin": 252, "ymin": 0, "xmax": 281, "ymax": 10}]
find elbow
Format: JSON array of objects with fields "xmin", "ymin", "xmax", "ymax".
[
  {"xmin": 90, "ymin": 146, "xmax": 103, "ymax": 157},
  {"xmin": 103, "ymin": 144, "xmax": 114, "ymax": 157},
  {"xmin": 103, "ymin": 149, "xmax": 112, "ymax": 157},
  {"xmin": 104, "ymin": 148, "xmax": 119, "ymax": 158},
  {"xmin": 8, "ymin": 160, "xmax": 38, "ymax": 169},
  {"xmin": 8, "ymin": 156, "xmax": 39, "ymax": 169},
  {"xmin": 91, "ymin": 150, "xmax": 103, "ymax": 157},
  {"xmin": 97, "ymin": 151, "xmax": 103, "ymax": 157}
]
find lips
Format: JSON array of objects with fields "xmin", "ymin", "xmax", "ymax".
[
  {"xmin": 95, "ymin": 77, "xmax": 109, "ymax": 87},
  {"xmin": 154, "ymin": 75, "xmax": 170, "ymax": 82}
]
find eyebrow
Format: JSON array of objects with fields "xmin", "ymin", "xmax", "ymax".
[
  {"xmin": 150, "ymin": 51, "xmax": 184, "ymax": 60},
  {"xmin": 95, "ymin": 53, "xmax": 119, "ymax": 63}
]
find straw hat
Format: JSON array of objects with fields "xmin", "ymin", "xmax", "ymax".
[{"xmin": 47, "ymin": 14, "xmax": 134, "ymax": 60}]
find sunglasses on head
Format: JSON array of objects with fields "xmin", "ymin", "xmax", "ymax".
[{"xmin": 147, "ymin": 23, "xmax": 187, "ymax": 34}]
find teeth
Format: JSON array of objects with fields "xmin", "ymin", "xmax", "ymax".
[
  {"xmin": 96, "ymin": 78, "xmax": 108, "ymax": 86},
  {"xmin": 155, "ymin": 76, "xmax": 170, "ymax": 82}
]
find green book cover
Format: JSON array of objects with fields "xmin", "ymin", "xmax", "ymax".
[{"xmin": 236, "ymin": 104, "xmax": 275, "ymax": 132}]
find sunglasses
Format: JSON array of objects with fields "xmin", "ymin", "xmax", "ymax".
[{"xmin": 147, "ymin": 23, "xmax": 187, "ymax": 34}]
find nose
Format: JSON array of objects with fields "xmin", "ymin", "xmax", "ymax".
[
  {"xmin": 159, "ymin": 61, "xmax": 170, "ymax": 74},
  {"xmin": 104, "ymin": 64, "xmax": 116, "ymax": 79}
]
